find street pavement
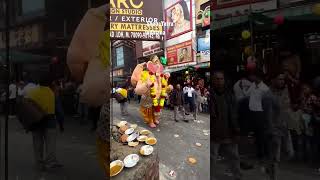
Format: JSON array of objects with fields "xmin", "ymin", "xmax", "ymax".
[
  {"xmin": 112, "ymin": 101, "xmax": 211, "ymax": 180},
  {"xmin": 113, "ymin": 100, "xmax": 320, "ymax": 180},
  {"xmin": 0, "ymin": 115, "xmax": 104, "ymax": 180},
  {"xmin": 2, "ymin": 100, "xmax": 319, "ymax": 180}
]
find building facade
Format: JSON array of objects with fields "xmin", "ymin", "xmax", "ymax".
[
  {"xmin": 111, "ymin": 40, "xmax": 136, "ymax": 87},
  {"xmin": 0, "ymin": 0, "xmax": 105, "ymax": 80}
]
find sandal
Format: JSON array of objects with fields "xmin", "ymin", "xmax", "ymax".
[{"xmin": 149, "ymin": 123, "xmax": 156, "ymax": 128}]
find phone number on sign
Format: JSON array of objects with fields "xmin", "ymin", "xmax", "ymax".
[{"xmin": 110, "ymin": 31, "xmax": 164, "ymax": 39}]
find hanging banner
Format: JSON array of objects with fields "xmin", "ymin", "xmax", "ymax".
[
  {"xmin": 166, "ymin": 40, "xmax": 193, "ymax": 65},
  {"xmin": 164, "ymin": 0, "xmax": 193, "ymax": 40},
  {"xmin": 110, "ymin": 0, "xmax": 164, "ymax": 40}
]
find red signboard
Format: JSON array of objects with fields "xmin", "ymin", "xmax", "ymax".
[{"xmin": 166, "ymin": 40, "xmax": 193, "ymax": 65}]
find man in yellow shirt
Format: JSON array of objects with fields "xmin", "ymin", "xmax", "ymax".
[
  {"xmin": 116, "ymin": 85, "xmax": 128, "ymax": 116},
  {"xmin": 26, "ymin": 74, "xmax": 63, "ymax": 171}
]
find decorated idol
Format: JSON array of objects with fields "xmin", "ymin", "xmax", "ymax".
[{"xmin": 131, "ymin": 55, "xmax": 170, "ymax": 128}]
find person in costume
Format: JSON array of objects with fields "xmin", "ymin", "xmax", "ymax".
[
  {"xmin": 67, "ymin": 4, "xmax": 109, "ymax": 177},
  {"xmin": 131, "ymin": 55, "xmax": 170, "ymax": 128}
]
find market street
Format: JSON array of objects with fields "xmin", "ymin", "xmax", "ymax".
[
  {"xmin": 0, "ymin": 116, "xmax": 104, "ymax": 180},
  {"xmin": 112, "ymin": 100, "xmax": 211, "ymax": 180}
]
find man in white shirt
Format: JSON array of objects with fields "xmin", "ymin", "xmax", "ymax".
[
  {"xmin": 9, "ymin": 81, "xmax": 17, "ymax": 116},
  {"xmin": 247, "ymin": 72, "xmax": 270, "ymax": 161},
  {"xmin": 248, "ymin": 77, "xmax": 269, "ymax": 112},
  {"xmin": 186, "ymin": 85, "xmax": 195, "ymax": 113}
]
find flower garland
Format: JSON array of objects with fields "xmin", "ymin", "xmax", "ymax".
[{"xmin": 147, "ymin": 72, "xmax": 169, "ymax": 113}]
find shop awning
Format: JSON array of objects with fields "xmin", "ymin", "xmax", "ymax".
[
  {"xmin": 0, "ymin": 50, "xmax": 51, "ymax": 64},
  {"xmin": 194, "ymin": 62, "xmax": 210, "ymax": 68},
  {"xmin": 164, "ymin": 66, "xmax": 188, "ymax": 73},
  {"xmin": 112, "ymin": 77, "xmax": 125, "ymax": 82},
  {"xmin": 212, "ymin": 3, "xmax": 317, "ymax": 31}
]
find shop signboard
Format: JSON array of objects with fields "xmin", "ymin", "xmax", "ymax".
[
  {"xmin": 110, "ymin": 0, "xmax": 164, "ymax": 40},
  {"xmin": 0, "ymin": 24, "xmax": 41, "ymax": 49},
  {"xmin": 212, "ymin": 0, "xmax": 277, "ymax": 20},
  {"xmin": 164, "ymin": 0, "xmax": 193, "ymax": 39},
  {"xmin": 196, "ymin": 0, "xmax": 210, "ymax": 27},
  {"xmin": 113, "ymin": 69, "xmax": 124, "ymax": 77},
  {"xmin": 197, "ymin": 29, "xmax": 210, "ymax": 63},
  {"xmin": 279, "ymin": 0, "xmax": 306, "ymax": 7},
  {"xmin": 166, "ymin": 40, "xmax": 193, "ymax": 65},
  {"xmin": 142, "ymin": 41, "xmax": 163, "ymax": 57}
]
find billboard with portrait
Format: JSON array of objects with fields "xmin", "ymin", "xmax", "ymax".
[
  {"xmin": 164, "ymin": 0, "xmax": 193, "ymax": 40},
  {"xmin": 110, "ymin": 0, "xmax": 164, "ymax": 40},
  {"xmin": 166, "ymin": 40, "xmax": 193, "ymax": 65}
]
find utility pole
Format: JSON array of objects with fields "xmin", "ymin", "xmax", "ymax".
[
  {"xmin": 4, "ymin": 0, "xmax": 10, "ymax": 179},
  {"xmin": 249, "ymin": 0, "xmax": 254, "ymax": 50}
]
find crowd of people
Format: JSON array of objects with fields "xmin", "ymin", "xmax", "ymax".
[
  {"xmin": 212, "ymin": 69, "xmax": 320, "ymax": 180},
  {"xmin": 113, "ymin": 80, "xmax": 210, "ymax": 122}
]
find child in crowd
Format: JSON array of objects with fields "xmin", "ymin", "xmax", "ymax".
[
  {"xmin": 287, "ymin": 103, "xmax": 304, "ymax": 161},
  {"xmin": 299, "ymin": 84, "xmax": 318, "ymax": 165}
]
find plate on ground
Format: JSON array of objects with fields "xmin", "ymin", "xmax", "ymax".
[
  {"xmin": 140, "ymin": 145, "xmax": 154, "ymax": 156},
  {"xmin": 124, "ymin": 154, "xmax": 139, "ymax": 168},
  {"xmin": 127, "ymin": 133, "xmax": 139, "ymax": 142},
  {"xmin": 140, "ymin": 129, "xmax": 151, "ymax": 135},
  {"xmin": 128, "ymin": 141, "xmax": 139, "ymax": 147},
  {"xmin": 130, "ymin": 124, "xmax": 138, "ymax": 129},
  {"xmin": 125, "ymin": 128, "xmax": 135, "ymax": 135},
  {"xmin": 117, "ymin": 121, "xmax": 127, "ymax": 127},
  {"xmin": 110, "ymin": 160, "xmax": 124, "ymax": 177},
  {"xmin": 146, "ymin": 137, "xmax": 157, "ymax": 145},
  {"xmin": 137, "ymin": 135, "xmax": 148, "ymax": 142}
]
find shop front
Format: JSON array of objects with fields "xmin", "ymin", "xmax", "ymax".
[{"xmin": 212, "ymin": 2, "xmax": 320, "ymax": 82}]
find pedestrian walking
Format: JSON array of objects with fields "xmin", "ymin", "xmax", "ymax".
[
  {"xmin": 88, "ymin": 106, "xmax": 102, "ymax": 132},
  {"xmin": 77, "ymin": 84, "xmax": 88, "ymax": 123},
  {"xmin": 26, "ymin": 74, "xmax": 63, "ymax": 171},
  {"xmin": 183, "ymin": 84, "xmax": 190, "ymax": 115},
  {"xmin": 138, "ymin": 95, "xmax": 141, "ymax": 104},
  {"xmin": 211, "ymin": 71, "xmax": 242, "ymax": 180},
  {"xmin": 247, "ymin": 71, "xmax": 270, "ymax": 161},
  {"xmin": 187, "ymin": 84, "xmax": 195, "ymax": 113},
  {"xmin": 299, "ymin": 83, "xmax": 318, "ymax": 165},
  {"xmin": 17, "ymin": 81, "xmax": 24, "ymax": 103},
  {"xmin": 261, "ymin": 73, "xmax": 289, "ymax": 180},
  {"xmin": 193, "ymin": 85, "xmax": 202, "ymax": 120},
  {"xmin": 52, "ymin": 80, "xmax": 65, "ymax": 132},
  {"xmin": 171, "ymin": 84, "xmax": 186, "ymax": 122},
  {"xmin": 9, "ymin": 80, "xmax": 17, "ymax": 118},
  {"xmin": 116, "ymin": 85, "xmax": 128, "ymax": 116}
]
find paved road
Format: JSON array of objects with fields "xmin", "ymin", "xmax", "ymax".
[
  {"xmin": 112, "ymin": 101, "xmax": 211, "ymax": 180},
  {"xmin": 113, "ymin": 101, "xmax": 320, "ymax": 180},
  {"xmin": 0, "ymin": 115, "xmax": 104, "ymax": 180}
]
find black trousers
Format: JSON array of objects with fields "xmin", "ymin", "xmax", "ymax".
[
  {"xmin": 89, "ymin": 106, "xmax": 101, "ymax": 130},
  {"xmin": 250, "ymin": 111, "xmax": 269, "ymax": 160},
  {"xmin": 9, "ymin": 98, "xmax": 16, "ymax": 115}
]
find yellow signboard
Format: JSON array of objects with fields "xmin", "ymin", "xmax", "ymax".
[{"xmin": 110, "ymin": 0, "xmax": 164, "ymax": 40}]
